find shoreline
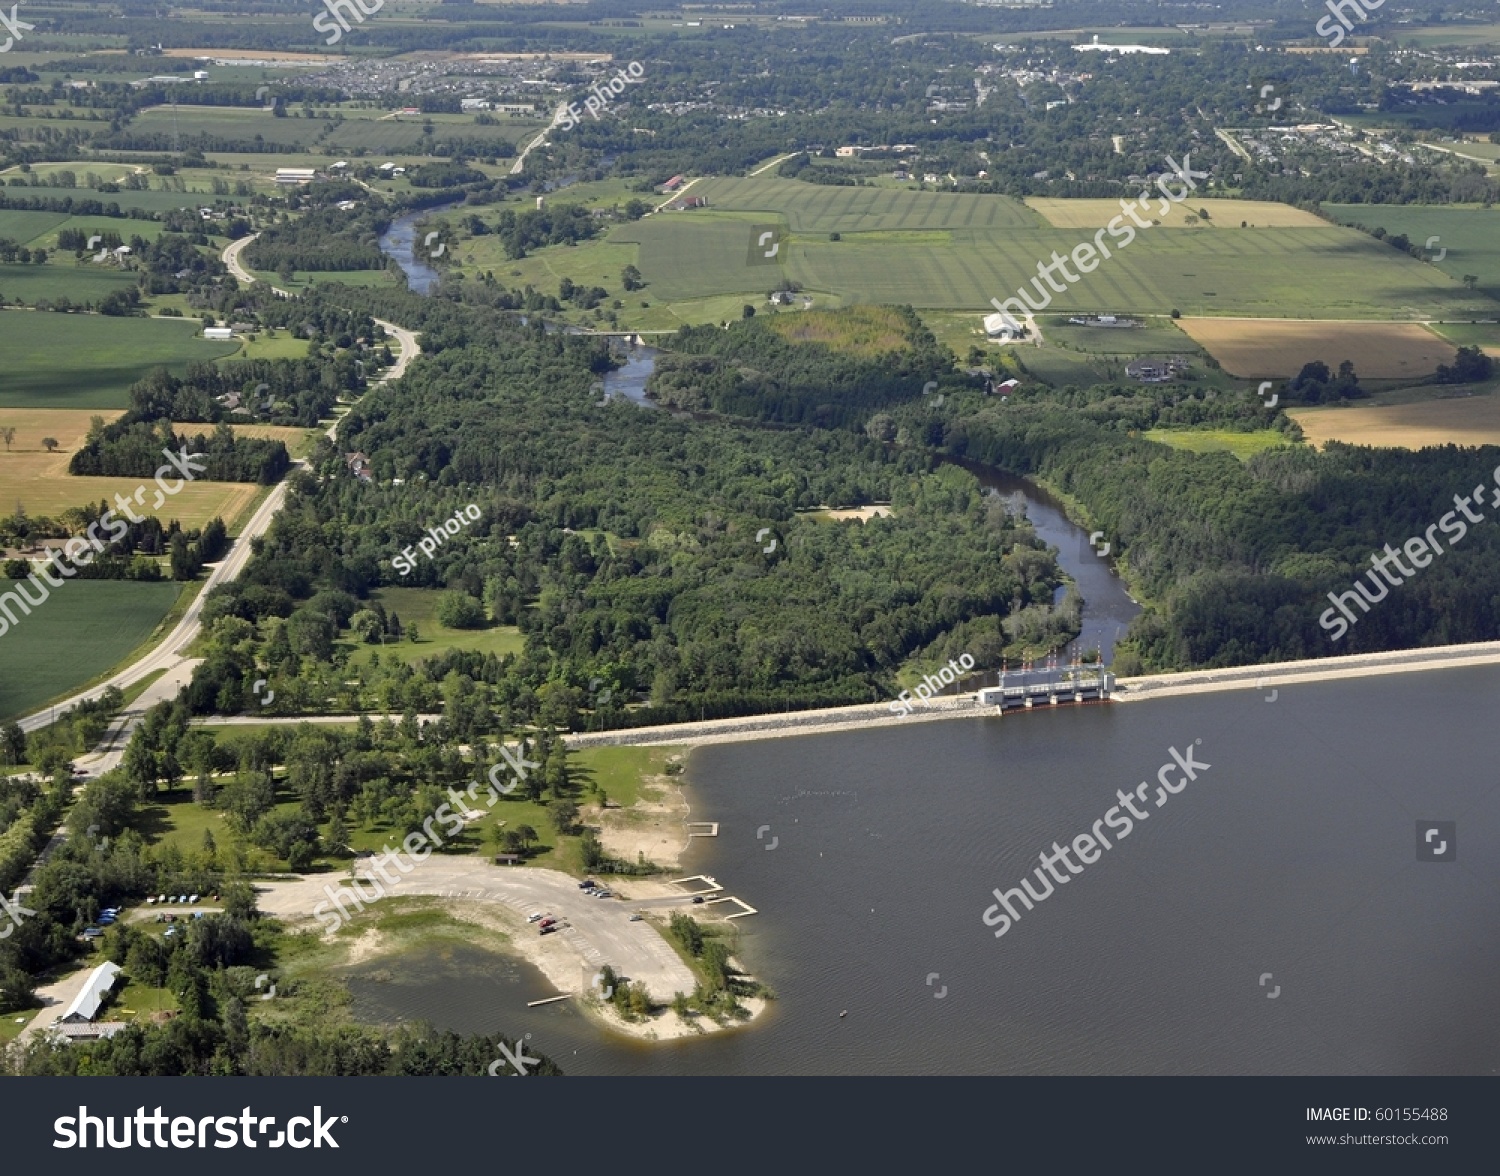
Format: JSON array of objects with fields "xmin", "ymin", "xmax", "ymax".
[{"xmin": 561, "ymin": 638, "xmax": 1500, "ymax": 747}]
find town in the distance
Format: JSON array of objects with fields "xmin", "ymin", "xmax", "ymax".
[{"xmin": 0, "ymin": 0, "xmax": 1497, "ymax": 1080}]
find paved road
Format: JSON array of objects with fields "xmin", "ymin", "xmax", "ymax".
[
  {"xmin": 17, "ymin": 260, "xmax": 420, "ymax": 742},
  {"xmin": 256, "ymin": 861, "xmax": 697, "ymax": 1001}
]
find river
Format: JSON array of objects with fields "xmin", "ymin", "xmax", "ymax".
[{"xmin": 350, "ymin": 236, "xmax": 1498, "ymax": 1078}]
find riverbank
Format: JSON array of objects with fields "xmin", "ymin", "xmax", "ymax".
[{"xmin": 561, "ymin": 638, "xmax": 1500, "ymax": 748}]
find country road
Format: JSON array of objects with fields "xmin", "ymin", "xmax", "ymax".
[{"xmin": 17, "ymin": 244, "xmax": 421, "ymax": 759}]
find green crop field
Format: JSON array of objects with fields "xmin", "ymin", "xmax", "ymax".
[
  {"xmin": 0, "ymin": 312, "xmax": 241, "ymax": 409},
  {"xmin": 0, "ymin": 263, "xmax": 141, "ymax": 306},
  {"xmin": 1322, "ymin": 205, "xmax": 1500, "ymax": 301},
  {"xmin": 0, "ymin": 580, "xmax": 181, "ymax": 721},
  {"xmin": 3, "ymin": 185, "xmax": 241, "ymax": 212},
  {"xmin": 693, "ymin": 177, "xmax": 1043, "ymax": 232},
  {"xmin": 128, "ymin": 105, "xmax": 330, "ymax": 148},
  {"xmin": 615, "ymin": 211, "xmax": 1492, "ymax": 319},
  {"xmin": 0, "ymin": 210, "xmax": 72, "ymax": 244},
  {"xmin": 324, "ymin": 118, "xmax": 544, "ymax": 153}
]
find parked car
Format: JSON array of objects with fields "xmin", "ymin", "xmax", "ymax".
[
  {"xmin": 691, "ymin": 896, "xmax": 705, "ymax": 904},
  {"xmin": 595, "ymin": 890, "xmax": 613, "ymax": 899},
  {"xmin": 188, "ymin": 894, "xmax": 199, "ymax": 904},
  {"xmin": 628, "ymin": 914, "xmax": 643, "ymax": 922},
  {"xmin": 539, "ymin": 917, "xmax": 557, "ymax": 929},
  {"xmin": 579, "ymin": 880, "xmax": 597, "ymax": 889}
]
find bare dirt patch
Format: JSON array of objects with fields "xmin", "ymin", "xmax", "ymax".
[
  {"xmin": 1179, "ymin": 318, "xmax": 1458, "ymax": 379},
  {"xmin": 591, "ymin": 757, "xmax": 692, "ymax": 870}
]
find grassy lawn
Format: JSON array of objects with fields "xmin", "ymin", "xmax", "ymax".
[
  {"xmin": 345, "ymin": 587, "xmax": 526, "ymax": 669},
  {"xmin": 0, "ymin": 580, "xmax": 182, "ymax": 721},
  {"xmin": 0, "ymin": 310, "xmax": 240, "ymax": 409},
  {"xmin": 570, "ymin": 744, "xmax": 680, "ymax": 811},
  {"xmin": 1144, "ymin": 428, "xmax": 1291, "ymax": 460}
]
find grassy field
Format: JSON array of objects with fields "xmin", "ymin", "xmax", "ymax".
[
  {"xmin": 129, "ymin": 104, "xmax": 330, "ymax": 148},
  {"xmin": 176, "ymin": 421, "xmax": 317, "ymax": 459},
  {"xmin": 1178, "ymin": 318, "xmax": 1459, "ymax": 379},
  {"xmin": 1426, "ymin": 322, "xmax": 1500, "ymax": 356},
  {"xmin": 693, "ymin": 177, "xmax": 1043, "ymax": 231},
  {"xmin": 344, "ymin": 587, "xmax": 526, "ymax": 669},
  {"xmin": 0, "ymin": 263, "xmax": 138, "ymax": 307},
  {"xmin": 1046, "ymin": 317, "xmax": 1204, "ymax": 355},
  {"xmin": 764, "ymin": 304, "xmax": 917, "ymax": 357},
  {"xmin": 0, "ymin": 312, "xmax": 240, "ymax": 409},
  {"xmin": 610, "ymin": 210, "xmax": 1492, "ymax": 319},
  {"xmin": 1322, "ymin": 205, "xmax": 1500, "ymax": 300},
  {"xmin": 0, "ymin": 580, "xmax": 181, "ymax": 720},
  {"xmin": 1290, "ymin": 382, "xmax": 1500, "ymax": 449},
  {"xmin": 1144, "ymin": 428, "xmax": 1291, "ymax": 459},
  {"xmin": 0, "ymin": 209, "xmax": 72, "ymax": 243},
  {"xmin": 1026, "ymin": 197, "xmax": 1326, "ymax": 229}
]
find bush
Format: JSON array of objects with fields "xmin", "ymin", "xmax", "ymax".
[{"xmin": 436, "ymin": 592, "xmax": 485, "ymax": 629}]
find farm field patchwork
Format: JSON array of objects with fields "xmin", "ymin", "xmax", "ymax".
[
  {"xmin": 613, "ymin": 207, "xmax": 1490, "ymax": 319},
  {"xmin": 1177, "ymin": 318, "xmax": 1460, "ymax": 379},
  {"xmin": 0, "ymin": 312, "xmax": 240, "ymax": 409},
  {"xmin": 0, "ymin": 580, "xmax": 182, "ymax": 721}
]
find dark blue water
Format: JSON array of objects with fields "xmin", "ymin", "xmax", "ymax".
[
  {"xmin": 378, "ymin": 203, "xmax": 460, "ymax": 295},
  {"xmin": 354, "ymin": 666, "xmax": 1500, "ymax": 1076}
]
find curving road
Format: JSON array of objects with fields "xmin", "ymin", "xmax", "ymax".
[{"xmin": 17, "ymin": 241, "xmax": 420, "ymax": 757}]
